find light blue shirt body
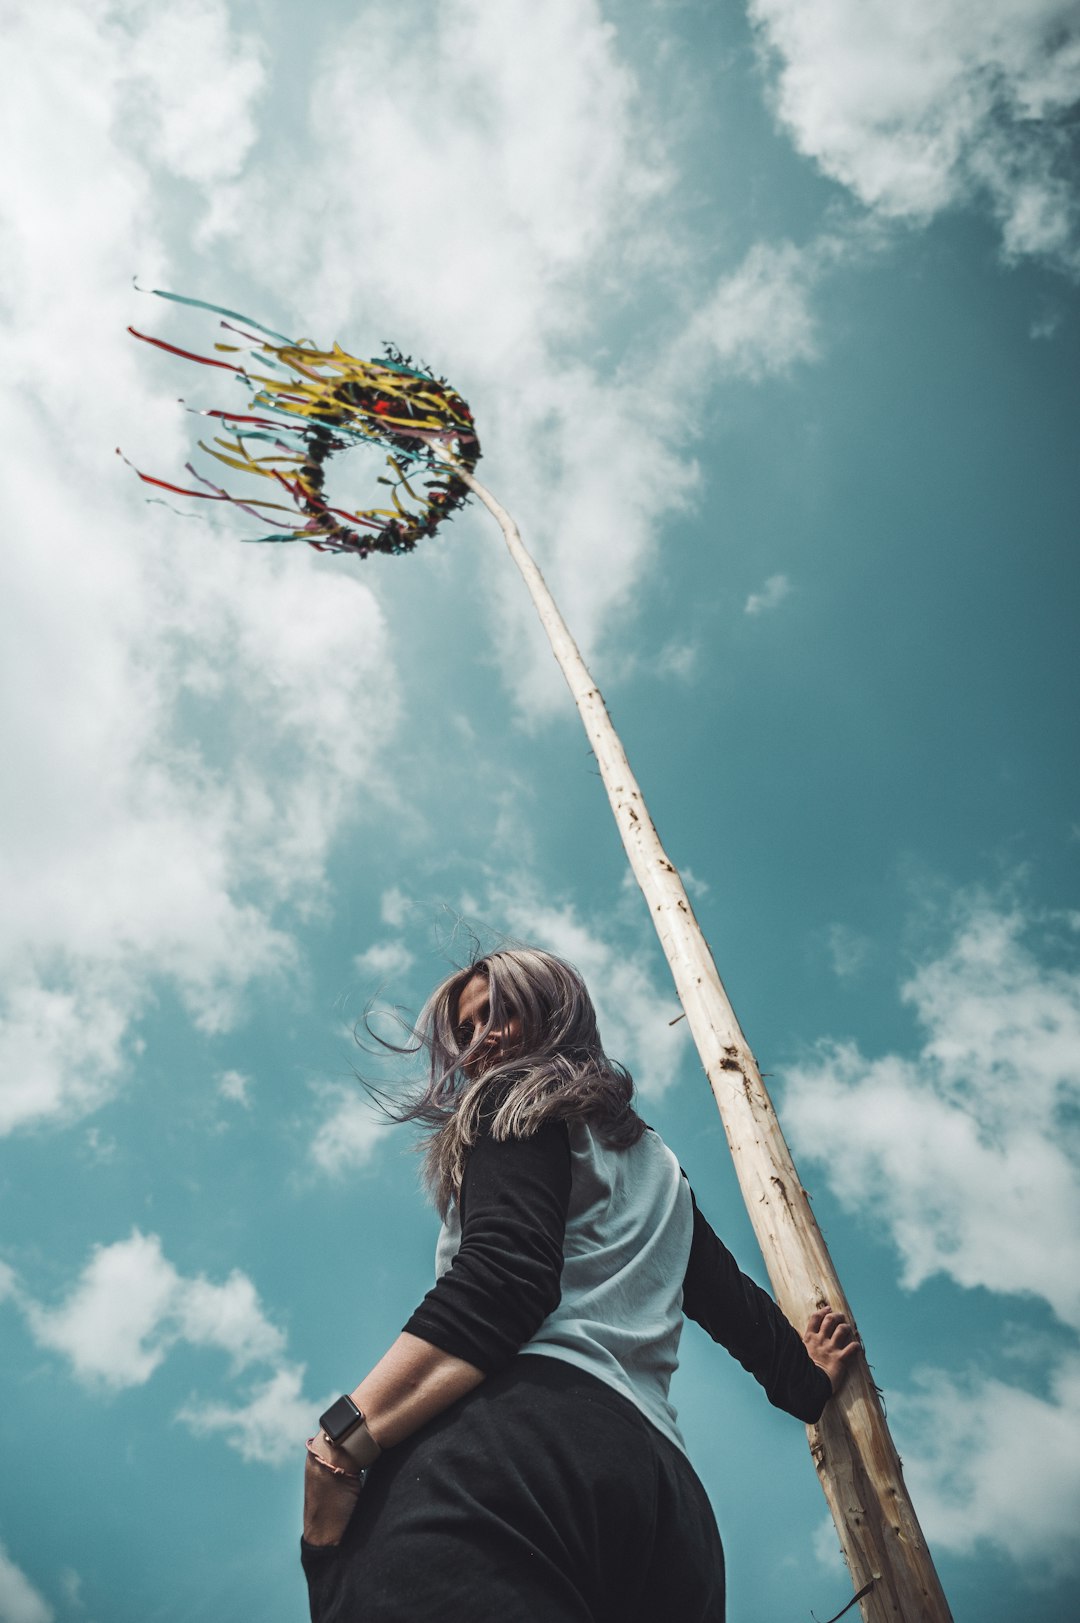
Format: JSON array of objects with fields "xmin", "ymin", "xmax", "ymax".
[{"xmin": 435, "ymin": 1122, "xmax": 693, "ymax": 1452}]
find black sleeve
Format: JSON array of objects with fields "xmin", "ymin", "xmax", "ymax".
[
  {"xmin": 682, "ymin": 1183, "xmax": 833, "ymax": 1425},
  {"xmin": 402, "ymin": 1120, "xmax": 572, "ymax": 1374}
]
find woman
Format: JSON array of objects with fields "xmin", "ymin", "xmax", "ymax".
[{"xmin": 302, "ymin": 947, "xmax": 859, "ymax": 1622}]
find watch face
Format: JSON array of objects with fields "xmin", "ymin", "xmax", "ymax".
[{"xmin": 318, "ymin": 1395, "xmax": 361, "ymax": 1443}]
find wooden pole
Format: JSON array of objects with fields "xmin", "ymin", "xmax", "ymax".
[{"xmin": 454, "ymin": 463, "xmax": 953, "ymax": 1623}]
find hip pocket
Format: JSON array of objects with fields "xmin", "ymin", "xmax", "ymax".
[{"xmin": 302, "ymin": 1449, "xmax": 366, "ymax": 1551}]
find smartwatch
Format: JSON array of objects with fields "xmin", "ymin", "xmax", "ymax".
[{"xmin": 318, "ymin": 1394, "xmax": 382, "ymax": 1468}]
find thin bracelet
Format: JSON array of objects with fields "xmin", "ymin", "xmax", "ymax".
[{"xmin": 305, "ymin": 1436, "xmax": 364, "ymax": 1481}]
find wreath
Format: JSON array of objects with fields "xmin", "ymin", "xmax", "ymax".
[{"xmin": 122, "ymin": 288, "xmax": 480, "ymax": 559}]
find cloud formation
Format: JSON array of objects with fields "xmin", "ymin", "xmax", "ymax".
[
  {"xmin": 744, "ymin": 573, "xmax": 793, "ymax": 616},
  {"xmin": 177, "ymin": 1363, "xmax": 316, "ymax": 1468},
  {"xmin": 354, "ymin": 940, "xmax": 417, "ymax": 982},
  {"xmin": 0, "ymin": 1, "xmax": 401, "ymax": 1138},
  {"xmin": 218, "ymin": 1069, "xmax": 253, "ymax": 1108},
  {"xmin": 750, "ymin": 0, "xmax": 1080, "ymax": 273},
  {"xmin": 306, "ymin": 1080, "xmax": 390, "ymax": 1179},
  {"xmin": 17, "ymin": 1230, "xmax": 286, "ymax": 1388},
  {"xmin": 783, "ymin": 888, "xmax": 1080, "ymax": 1564},
  {"xmin": 0, "ymin": 1544, "xmax": 52, "ymax": 1623},
  {"xmin": 680, "ymin": 242, "xmax": 822, "ymax": 382},
  {"xmin": 3, "ymin": 1229, "xmax": 314, "ymax": 1467},
  {"xmin": 118, "ymin": 0, "xmax": 265, "ymax": 186},
  {"xmin": 785, "ymin": 895, "xmax": 1080, "ymax": 1322},
  {"xmin": 900, "ymin": 1354, "xmax": 1080, "ymax": 1572},
  {"xmin": 824, "ymin": 923, "xmax": 873, "ymax": 979}
]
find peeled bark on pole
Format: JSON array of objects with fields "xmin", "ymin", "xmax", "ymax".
[{"xmin": 456, "ymin": 465, "xmax": 953, "ymax": 1623}]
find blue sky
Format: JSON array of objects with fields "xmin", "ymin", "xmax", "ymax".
[{"xmin": 2, "ymin": 2, "xmax": 1078, "ymax": 1620}]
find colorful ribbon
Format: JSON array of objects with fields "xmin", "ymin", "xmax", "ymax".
[{"xmin": 121, "ymin": 286, "xmax": 481, "ymax": 559}]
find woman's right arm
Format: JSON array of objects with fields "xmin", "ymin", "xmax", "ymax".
[
  {"xmin": 344, "ymin": 1332, "xmax": 486, "ymax": 1449},
  {"xmin": 402, "ymin": 1118, "xmax": 571, "ymax": 1372},
  {"xmin": 304, "ymin": 1126, "xmax": 569, "ymax": 1539},
  {"xmin": 317, "ymin": 1119, "xmax": 570, "ymax": 1467}
]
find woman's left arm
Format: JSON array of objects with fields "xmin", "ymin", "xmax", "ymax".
[
  {"xmin": 681, "ymin": 1183, "xmax": 861, "ymax": 1423},
  {"xmin": 801, "ymin": 1306, "xmax": 861, "ymax": 1394}
]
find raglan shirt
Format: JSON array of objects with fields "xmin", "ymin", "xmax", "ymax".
[{"xmin": 403, "ymin": 1119, "xmax": 832, "ymax": 1454}]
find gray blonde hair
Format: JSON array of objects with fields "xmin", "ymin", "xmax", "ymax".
[{"xmin": 376, "ymin": 947, "xmax": 645, "ymax": 1216}]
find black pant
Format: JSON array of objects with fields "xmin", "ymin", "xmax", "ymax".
[{"xmin": 301, "ymin": 1356, "xmax": 725, "ymax": 1622}]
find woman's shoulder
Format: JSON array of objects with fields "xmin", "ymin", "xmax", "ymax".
[
  {"xmin": 567, "ymin": 1119, "xmax": 683, "ymax": 1197},
  {"xmin": 569, "ymin": 1118, "xmax": 676, "ymax": 1158}
]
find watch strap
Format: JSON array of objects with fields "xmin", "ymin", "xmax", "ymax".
[{"xmin": 339, "ymin": 1418, "xmax": 381, "ymax": 1469}]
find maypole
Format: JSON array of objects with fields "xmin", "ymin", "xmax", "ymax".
[
  {"xmin": 448, "ymin": 467, "xmax": 952, "ymax": 1623},
  {"xmin": 123, "ymin": 291, "xmax": 951, "ymax": 1623}
]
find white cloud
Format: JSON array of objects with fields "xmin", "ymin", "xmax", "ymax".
[
  {"xmin": 0, "ymin": 2, "xmax": 401, "ymax": 1137},
  {"xmin": 232, "ymin": 0, "xmax": 663, "ymax": 361},
  {"xmin": 379, "ymin": 887, "xmax": 410, "ymax": 929},
  {"xmin": 307, "ymin": 1080, "xmax": 389, "ymax": 1178},
  {"xmin": 23, "ymin": 1231, "xmax": 180, "ymax": 1388},
  {"xmin": 488, "ymin": 887, "xmax": 689, "ymax": 1097},
  {"xmin": 177, "ymin": 1269, "xmax": 286, "ymax": 1371},
  {"xmin": 744, "ymin": 572, "xmax": 793, "ymax": 616},
  {"xmin": 0, "ymin": 1545, "xmax": 52, "ymax": 1623},
  {"xmin": 354, "ymin": 941, "xmax": 416, "ymax": 982},
  {"xmin": 83, "ymin": 1126, "xmax": 119, "ymax": 1164},
  {"xmin": 1030, "ymin": 306, "xmax": 1062, "ymax": 341},
  {"xmin": 654, "ymin": 640, "xmax": 699, "ymax": 681},
  {"xmin": 218, "ymin": 1070, "xmax": 253, "ymax": 1108},
  {"xmin": 824, "ymin": 922, "xmax": 872, "ymax": 979},
  {"xmin": 685, "ymin": 243, "xmax": 821, "ymax": 381},
  {"xmin": 785, "ymin": 895, "xmax": 1080, "ymax": 1324},
  {"xmin": 19, "ymin": 1230, "xmax": 285, "ymax": 1389},
  {"xmin": 117, "ymin": 0, "xmax": 266, "ymax": 187},
  {"xmin": 899, "ymin": 1356, "xmax": 1080, "ymax": 1572},
  {"xmin": 177, "ymin": 1363, "xmax": 316, "ymax": 1467},
  {"xmin": 56, "ymin": 1573, "xmax": 80, "ymax": 1610},
  {"xmin": 782, "ymin": 887, "xmax": 1080, "ymax": 1566},
  {"xmin": 750, "ymin": 0, "xmax": 1080, "ymax": 274},
  {"xmin": 0, "ymin": 977, "xmax": 133, "ymax": 1138},
  {"xmin": 3, "ymin": 1228, "xmax": 324, "ymax": 1467}
]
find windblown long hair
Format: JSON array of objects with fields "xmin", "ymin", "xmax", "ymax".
[{"xmin": 377, "ymin": 947, "xmax": 645, "ymax": 1217}]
